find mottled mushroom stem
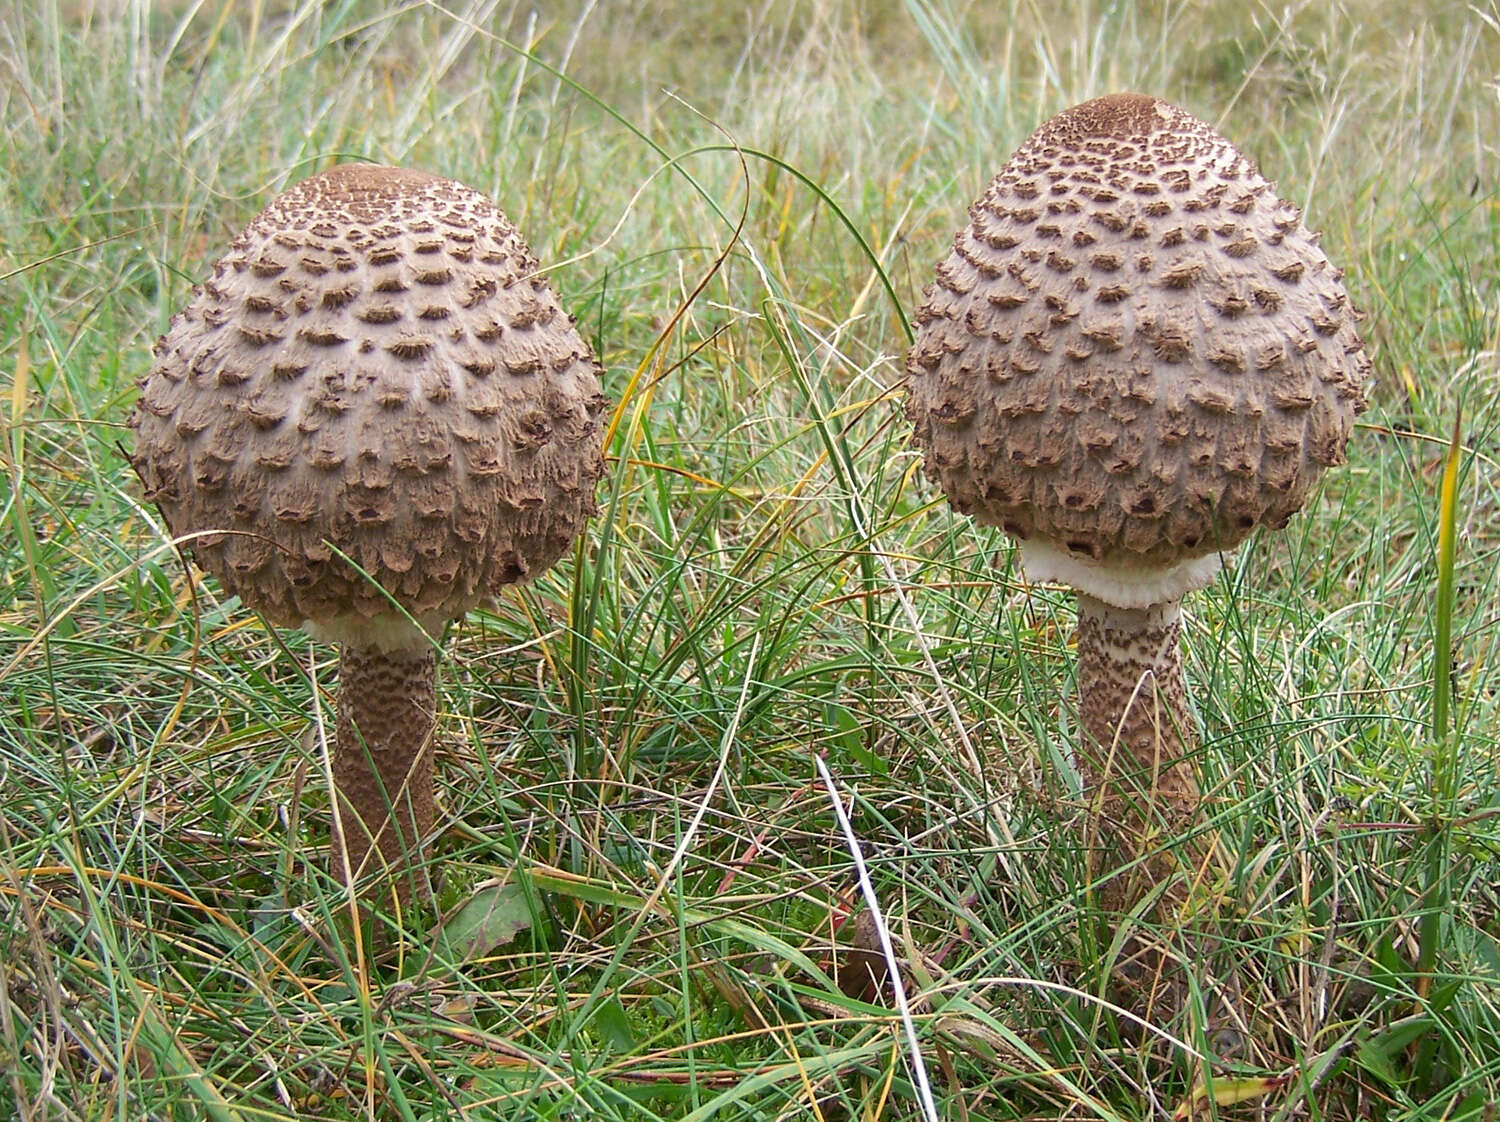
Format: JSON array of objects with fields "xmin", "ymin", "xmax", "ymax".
[
  {"xmin": 331, "ymin": 644, "xmax": 437, "ymax": 904},
  {"xmin": 1075, "ymin": 593, "xmax": 1202, "ymax": 902}
]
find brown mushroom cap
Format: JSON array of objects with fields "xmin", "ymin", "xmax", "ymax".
[
  {"xmin": 907, "ymin": 93, "xmax": 1370, "ymax": 608},
  {"xmin": 132, "ymin": 164, "xmax": 609, "ymax": 649}
]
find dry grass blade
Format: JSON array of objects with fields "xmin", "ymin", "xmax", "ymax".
[{"xmin": 813, "ymin": 752, "xmax": 940, "ymax": 1122}]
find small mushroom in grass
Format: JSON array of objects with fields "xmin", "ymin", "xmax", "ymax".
[
  {"xmin": 132, "ymin": 165, "xmax": 608, "ymax": 904},
  {"xmin": 907, "ymin": 94, "xmax": 1369, "ymax": 907}
]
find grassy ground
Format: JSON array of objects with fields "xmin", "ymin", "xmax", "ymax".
[{"xmin": 3, "ymin": 0, "xmax": 1499, "ymax": 1118}]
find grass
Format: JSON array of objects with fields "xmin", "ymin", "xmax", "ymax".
[{"xmin": 3, "ymin": 0, "xmax": 1500, "ymax": 1117}]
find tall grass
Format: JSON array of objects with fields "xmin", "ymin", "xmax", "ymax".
[{"xmin": 2, "ymin": 0, "xmax": 1499, "ymax": 1118}]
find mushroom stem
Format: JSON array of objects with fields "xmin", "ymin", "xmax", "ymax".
[
  {"xmin": 331, "ymin": 644, "xmax": 437, "ymax": 904},
  {"xmin": 1074, "ymin": 593, "xmax": 1202, "ymax": 905}
]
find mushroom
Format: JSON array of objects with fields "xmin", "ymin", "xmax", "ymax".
[
  {"xmin": 906, "ymin": 94, "xmax": 1369, "ymax": 906},
  {"xmin": 132, "ymin": 164, "xmax": 609, "ymax": 904}
]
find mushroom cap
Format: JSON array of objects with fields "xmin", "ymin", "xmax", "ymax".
[
  {"xmin": 907, "ymin": 93, "xmax": 1369, "ymax": 608},
  {"xmin": 132, "ymin": 164, "xmax": 609, "ymax": 649}
]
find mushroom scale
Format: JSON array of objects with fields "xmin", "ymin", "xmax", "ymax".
[
  {"xmin": 132, "ymin": 164, "xmax": 609, "ymax": 652},
  {"xmin": 907, "ymin": 92, "xmax": 1369, "ymax": 609}
]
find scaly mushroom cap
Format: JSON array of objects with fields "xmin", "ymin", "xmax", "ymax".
[
  {"xmin": 907, "ymin": 93, "xmax": 1370, "ymax": 608},
  {"xmin": 132, "ymin": 165, "xmax": 609, "ymax": 649}
]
